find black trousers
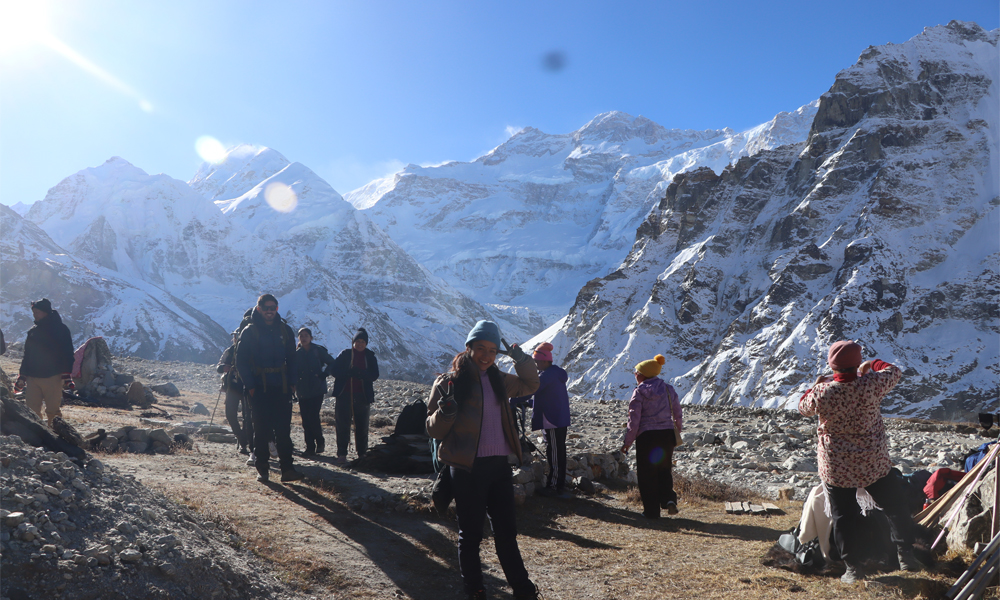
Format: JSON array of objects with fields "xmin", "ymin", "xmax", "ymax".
[
  {"xmin": 828, "ymin": 471, "xmax": 915, "ymax": 566},
  {"xmin": 298, "ymin": 394, "xmax": 325, "ymax": 452},
  {"xmin": 451, "ymin": 456, "xmax": 534, "ymax": 596},
  {"xmin": 250, "ymin": 390, "xmax": 294, "ymax": 472},
  {"xmin": 224, "ymin": 387, "xmax": 248, "ymax": 447},
  {"xmin": 544, "ymin": 427, "xmax": 567, "ymax": 491},
  {"xmin": 635, "ymin": 428, "xmax": 677, "ymax": 517},
  {"xmin": 335, "ymin": 394, "xmax": 370, "ymax": 457}
]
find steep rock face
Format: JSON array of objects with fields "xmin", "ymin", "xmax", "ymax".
[
  {"xmin": 0, "ymin": 205, "xmax": 229, "ymax": 362},
  {"xmin": 546, "ymin": 21, "xmax": 998, "ymax": 419},
  {"xmin": 347, "ymin": 104, "xmax": 818, "ymax": 322}
]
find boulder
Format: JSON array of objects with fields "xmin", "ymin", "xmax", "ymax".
[
  {"xmin": 948, "ymin": 467, "xmax": 997, "ymax": 550},
  {"xmin": 127, "ymin": 381, "xmax": 148, "ymax": 407},
  {"xmin": 190, "ymin": 402, "xmax": 210, "ymax": 415},
  {"xmin": 150, "ymin": 382, "xmax": 180, "ymax": 397}
]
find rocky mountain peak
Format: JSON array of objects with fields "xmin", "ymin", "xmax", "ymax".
[{"xmin": 189, "ymin": 145, "xmax": 291, "ymax": 201}]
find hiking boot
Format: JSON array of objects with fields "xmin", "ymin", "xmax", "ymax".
[
  {"xmin": 302, "ymin": 448, "xmax": 316, "ymax": 457},
  {"xmin": 335, "ymin": 455, "xmax": 348, "ymax": 466},
  {"xmin": 269, "ymin": 442, "xmax": 278, "ymax": 459},
  {"xmin": 897, "ymin": 546, "xmax": 920, "ymax": 572},
  {"xmin": 256, "ymin": 466, "xmax": 269, "ymax": 483},
  {"xmin": 841, "ymin": 563, "xmax": 864, "ymax": 584},
  {"xmin": 246, "ymin": 452, "xmax": 257, "ymax": 466},
  {"xmin": 316, "ymin": 440, "xmax": 325, "ymax": 454},
  {"xmin": 238, "ymin": 445, "xmax": 250, "ymax": 456},
  {"xmin": 280, "ymin": 469, "xmax": 303, "ymax": 483},
  {"xmin": 665, "ymin": 501, "xmax": 679, "ymax": 515}
]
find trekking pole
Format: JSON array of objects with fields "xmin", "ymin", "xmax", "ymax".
[{"xmin": 209, "ymin": 383, "xmax": 224, "ymax": 427}]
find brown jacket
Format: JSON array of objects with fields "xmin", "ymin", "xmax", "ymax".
[{"xmin": 426, "ymin": 357, "xmax": 539, "ymax": 471}]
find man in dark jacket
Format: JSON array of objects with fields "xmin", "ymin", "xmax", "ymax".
[
  {"xmin": 330, "ymin": 327, "xmax": 379, "ymax": 464},
  {"xmin": 295, "ymin": 327, "xmax": 335, "ymax": 456},
  {"xmin": 17, "ymin": 299, "xmax": 75, "ymax": 426},
  {"xmin": 235, "ymin": 294, "xmax": 302, "ymax": 483},
  {"xmin": 217, "ymin": 331, "xmax": 252, "ymax": 455}
]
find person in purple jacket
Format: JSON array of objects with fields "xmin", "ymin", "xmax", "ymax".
[
  {"xmin": 621, "ymin": 354, "xmax": 683, "ymax": 519},
  {"xmin": 524, "ymin": 342, "xmax": 571, "ymax": 498}
]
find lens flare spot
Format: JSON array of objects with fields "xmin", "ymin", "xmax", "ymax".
[
  {"xmin": 264, "ymin": 182, "xmax": 298, "ymax": 213},
  {"xmin": 195, "ymin": 136, "xmax": 227, "ymax": 164},
  {"xmin": 139, "ymin": 100, "xmax": 154, "ymax": 113},
  {"xmin": 648, "ymin": 447, "xmax": 665, "ymax": 465}
]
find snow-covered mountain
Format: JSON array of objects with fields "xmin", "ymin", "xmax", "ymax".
[
  {"xmin": 535, "ymin": 21, "xmax": 998, "ymax": 420},
  {"xmin": 346, "ymin": 101, "xmax": 818, "ymax": 323},
  {"xmin": 21, "ymin": 152, "xmax": 520, "ymax": 380},
  {"xmin": 0, "ymin": 205, "xmax": 229, "ymax": 362}
]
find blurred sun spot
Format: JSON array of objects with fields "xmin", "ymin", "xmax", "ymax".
[
  {"xmin": 264, "ymin": 182, "xmax": 298, "ymax": 213},
  {"xmin": 139, "ymin": 100, "xmax": 154, "ymax": 113},
  {"xmin": 195, "ymin": 136, "xmax": 227, "ymax": 164},
  {"xmin": 0, "ymin": 0, "xmax": 50, "ymax": 56}
]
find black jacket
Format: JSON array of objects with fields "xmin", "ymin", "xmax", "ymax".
[
  {"xmin": 295, "ymin": 343, "xmax": 335, "ymax": 399},
  {"xmin": 19, "ymin": 310, "xmax": 74, "ymax": 379},
  {"xmin": 235, "ymin": 310, "xmax": 297, "ymax": 395},
  {"xmin": 330, "ymin": 348, "xmax": 379, "ymax": 404}
]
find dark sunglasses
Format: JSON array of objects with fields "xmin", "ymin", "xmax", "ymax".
[{"xmin": 260, "ymin": 304, "xmax": 278, "ymax": 311}]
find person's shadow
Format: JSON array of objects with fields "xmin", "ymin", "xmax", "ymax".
[{"xmin": 267, "ymin": 464, "xmax": 511, "ymax": 599}]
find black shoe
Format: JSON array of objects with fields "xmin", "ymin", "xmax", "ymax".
[
  {"xmin": 280, "ymin": 469, "xmax": 304, "ymax": 483},
  {"xmin": 665, "ymin": 501, "xmax": 679, "ymax": 515},
  {"xmin": 316, "ymin": 440, "xmax": 325, "ymax": 454},
  {"xmin": 897, "ymin": 546, "xmax": 920, "ymax": 572},
  {"xmin": 239, "ymin": 444, "xmax": 250, "ymax": 455},
  {"xmin": 642, "ymin": 511, "xmax": 660, "ymax": 519},
  {"xmin": 513, "ymin": 583, "xmax": 542, "ymax": 599},
  {"xmin": 256, "ymin": 466, "xmax": 269, "ymax": 482},
  {"xmin": 302, "ymin": 448, "xmax": 316, "ymax": 457}
]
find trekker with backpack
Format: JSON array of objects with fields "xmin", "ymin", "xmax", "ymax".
[
  {"xmin": 217, "ymin": 331, "xmax": 251, "ymax": 455},
  {"xmin": 521, "ymin": 342, "xmax": 571, "ymax": 498},
  {"xmin": 15, "ymin": 299, "xmax": 75, "ymax": 427},
  {"xmin": 295, "ymin": 328, "xmax": 335, "ymax": 456},
  {"xmin": 426, "ymin": 321, "xmax": 542, "ymax": 600},
  {"xmin": 235, "ymin": 294, "xmax": 303, "ymax": 483},
  {"xmin": 798, "ymin": 340, "xmax": 917, "ymax": 584},
  {"xmin": 330, "ymin": 328, "xmax": 379, "ymax": 465},
  {"xmin": 621, "ymin": 354, "xmax": 683, "ymax": 519}
]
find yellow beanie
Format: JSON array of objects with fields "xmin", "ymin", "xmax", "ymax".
[{"xmin": 635, "ymin": 354, "xmax": 666, "ymax": 378}]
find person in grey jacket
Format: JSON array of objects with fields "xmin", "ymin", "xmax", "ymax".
[{"xmin": 295, "ymin": 328, "xmax": 335, "ymax": 456}]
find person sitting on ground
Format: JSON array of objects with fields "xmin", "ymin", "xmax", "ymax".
[
  {"xmin": 295, "ymin": 327, "xmax": 335, "ymax": 456},
  {"xmin": 217, "ymin": 331, "xmax": 251, "ymax": 455},
  {"xmin": 330, "ymin": 328, "xmax": 379, "ymax": 465},
  {"xmin": 621, "ymin": 354, "xmax": 682, "ymax": 519},
  {"xmin": 524, "ymin": 342, "xmax": 571, "ymax": 498},
  {"xmin": 426, "ymin": 321, "xmax": 542, "ymax": 600},
  {"xmin": 16, "ymin": 299, "xmax": 75, "ymax": 427},
  {"xmin": 235, "ymin": 294, "xmax": 302, "ymax": 483},
  {"xmin": 798, "ymin": 340, "xmax": 917, "ymax": 584}
]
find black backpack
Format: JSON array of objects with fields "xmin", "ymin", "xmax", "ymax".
[{"xmin": 394, "ymin": 400, "xmax": 428, "ymax": 436}]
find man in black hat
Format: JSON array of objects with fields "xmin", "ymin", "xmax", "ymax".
[
  {"xmin": 16, "ymin": 299, "xmax": 75, "ymax": 426},
  {"xmin": 235, "ymin": 294, "xmax": 302, "ymax": 483},
  {"xmin": 330, "ymin": 327, "xmax": 379, "ymax": 465}
]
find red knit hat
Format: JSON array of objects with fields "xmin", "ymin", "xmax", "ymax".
[
  {"xmin": 532, "ymin": 342, "xmax": 554, "ymax": 362},
  {"xmin": 828, "ymin": 341, "xmax": 863, "ymax": 371}
]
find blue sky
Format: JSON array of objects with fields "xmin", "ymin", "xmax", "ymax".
[{"xmin": 1, "ymin": 0, "xmax": 997, "ymax": 207}]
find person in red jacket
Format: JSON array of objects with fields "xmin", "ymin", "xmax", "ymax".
[{"xmin": 799, "ymin": 340, "xmax": 918, "ymax": 584}]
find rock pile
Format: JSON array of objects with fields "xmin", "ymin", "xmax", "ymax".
[
  {"xmin": 0, "ymin": 434, "xmax": 301, "ymax": 600},
  {"xmin": 72, "ymin": 338, "xmax": 155, "ymax": 409}
]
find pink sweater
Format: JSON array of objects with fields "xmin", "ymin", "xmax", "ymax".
[{"xmin": 624, "ymin": 377, "xmax": 682, "ymax": 448}]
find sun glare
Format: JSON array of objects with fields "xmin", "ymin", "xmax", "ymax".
[
  {"xmin": 0, "ymin": 0, "xmax": 51, "ymax": 56},
  {"xmin": 195, "ymin": 136, "xmax": 228, "ymax": 164},
  {"xmin": 264, "ymin": 182, "xmax": 298, "ymax": 213}
]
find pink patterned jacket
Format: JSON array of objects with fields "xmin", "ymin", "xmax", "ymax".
[{"xmin": 798, "ymin": 360, "xmax": 902, "ymax": 488}]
